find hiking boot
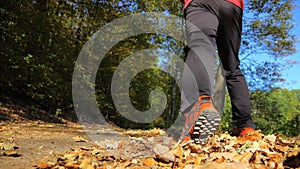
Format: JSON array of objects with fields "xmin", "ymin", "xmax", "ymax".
[
  {"xmin": 231, "ymin": 127, "xmax": 255, "ymax": 136},
  {"xmin": 180, "ymin": 95, "xmax": 221, "ymax": 144}
]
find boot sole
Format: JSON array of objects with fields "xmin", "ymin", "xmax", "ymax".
[{"xmin": 191, "ymin": 109, "xmax": 221, "ymax": 144}]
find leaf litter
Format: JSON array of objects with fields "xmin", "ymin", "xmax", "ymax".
[{"xmin": 34, "ymin": 129, "xmax": 300, "ymax": 169}]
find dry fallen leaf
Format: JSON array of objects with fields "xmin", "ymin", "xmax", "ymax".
[
  {"xmin": 258, "ymin": 139, "xmax": 272, "ymax": 150},
  {"xmin": 184, "ymin": 162, "xmax": 249, "ymax": 169},
  {"xmin": 125, "ymin": 128, "xmax": 165, "ymax": 137},
  {"xmin": 194, "ymin": 156, "xmax": 202, "ymax": 165},
  {"xmin": 263, "ymin": 134, "xmax": 277, "ymax": 143},
  {"xmin": 237, "ymin": 130, "xmax": 263, "ymax": 144},
  {"xmin": 36, "ymin": 163, "xmax": 54, "ymax": 169},
  {"xmin": 232, "ymin": 152, "xmax": 253, "ymax": 164},
  {"xmin": 158, "ymin": 161, "xmax": 170, "ymax": 167},
  {"xmin": 213, "ymin": 156, "xmax": 226, "ymax": 163},
  {"xmin": 33, "ymin": 125, "xmax": 300, "ymax": 169},
  {"xmin": 3, "ymin": 151, "xmax": 21, "ymax": 157},
  {"xmin": 0, "ymin": 126, "xmax": 6, "ymax": 132},
  {"xmin": 188, "ymin": 143, "xmax": 201, "ymax": 153},
  {"xmin": 117, "ymin": 140, "xmax": 124, "ymax": 151},
  {"xmin": 79, "ymin": 157, "xmax": 93, "ymax": 169},
  {"xmin": 283, "ymin": 147, "xmax": 300, "ymax": 168},
  {"xmin": 143, "ymin": 157, "xmax": 157, "ymax": 167},
  {"xmin": 250, "ymin": 163, "xmax": 269, "ymax": 169},
  {"xmin": 116, "ymin": 160, "xmax": 131, "ymax": 168},
  {"xmin": 274, "ymin": 144, "xmax": 289, "ymax": 153},
  {"xmin": 65, "ymin": 162, "xmax": 79, "ymax": 169},
  {"xmin": 171, "ymin": 145, "xmax": 184, "ymax": 158},
  {"xmin": 210, "ymin": 152, "xmax": 236, "ymax": 161},
  {"xmin": 72, "ymin": 135, "xmax": 88, "ymax": 142},
  {"xmin": 277, "ymin": 137, "xmax": 295, "ymax": 147}
]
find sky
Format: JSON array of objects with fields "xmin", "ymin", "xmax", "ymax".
[{"xmin": 283, "ymin": 0, "xmax": 300, "ymax": 89}]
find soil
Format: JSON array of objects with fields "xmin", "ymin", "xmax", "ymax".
[
  {"xmin": 0, "ymin": 123, "xmax": 91, "ymax": 169},
  {"xmin": 0, "ymin": 100, "xmax": 176, "ymax": 169}
]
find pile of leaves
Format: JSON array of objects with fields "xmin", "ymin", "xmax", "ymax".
[{"xmin": 35, "ymin": 130, "xmax": 300, "ymax": 169}]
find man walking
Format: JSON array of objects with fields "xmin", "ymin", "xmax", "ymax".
[{"xmin": 180, "ymin": 0, "xmax": 256, "ymax": 143}]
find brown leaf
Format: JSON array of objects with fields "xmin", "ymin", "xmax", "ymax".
[
  {"xmin": 36, "ymin": 163, "xmax": 53, "ymax": 169},
  {"xmin": 4, "ymin": 151, "xmax": 21, "ymax": 157},
  {"xmin": 250, "ymin": 150, "xmax": 263, "ymax": 165},
  {"xmin": 117, "ymin": 160, "xmax": 132, "ymax": 168},
  {"xmin": 213, "ymin": 156, "xmax": 226, "ymax": 163},
  {"xmin": 277, "ymin": 137, "xmax": 295, "ymax": 147},
  {"xmin": 250, "ymin": 163, "xmax": 269, "ymax": 169},
  {"xmin": 158, "ymin": 161, "xmax": 170, "ymax": 167},
  {"xmin": 273, "ymin": 144, "xmax": 289, "ymax": 153},
  {"xmin": 126, "ymin": 166, "xmax": 150, "ymax": 169},
  {"xmin": 79, "ymin": 157, "xmax": 93, "ymax": 169},
  {"xmin": 65, "ymin": 162, "xmax": 79, "ymax": 169},
  {"xmin": 183, "ymin": 162, "xmax": 249, "ymax": 169},
  {"xmin": 237, "ymin": 131, "xmax": 263, "ymax": 144},
  {"xmin": 286, "ymin": 147, "xmax": 300, "ymax": 157},
  {"xmin": 0, "ymin": 126, "xmax": 6, "ymax": 132},
  {"xmin": 117, "ymin": 140, "xmax": 124, "ymax": 150},
  {"xmin": 263, "ymin": 134, "xmax": 277, "ymax": 143},
  {"xmin": 194, "ymin": 156, "xmax": 202, "ymax": 165},
  {"xmin": 210, "ymin": 152, "xmax": 236, "ymax": 161},
  {"xmin": 72, "ymin": 135, "xmax": 88, "ymax": 142},
  {"xmin": 232, "ymin": 152, "xmax": 253, "ymax": 164},
  {"xmin": 188, "ymin": 143, "xmax": 201, "ymax": 153},
  {"xmin": 63, "ymin": 153, "xmax": 79, "ymax": 162},
  {"xmin": 70, "ymin": 150, "xmax": 86, "ymax": 156},
  {"xmin": 171, "ymin": 145, "xmax": 184, "ymax": 158},
  {"xmin": 283, "ymin": 148, "xmax": 300, "ymax": 168},
  {"xmin": 80, "ymin": 146, "xmax": 93, "ymax": 151},
  {"xmin": 143, "ymin": 157, "xmax": 157, "ymax": 167},
  {"xmin": 265, "ymin": 151, "xmax": 282, "ymax": 159},
  {"xmin": 259, "ymin": 151, "xmax": 283, "ymax": 168},
  {"xmin": 125, "ymin": 128, "xmax": 165, "ymax": 137}
]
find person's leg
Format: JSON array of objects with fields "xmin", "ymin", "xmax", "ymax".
[
  {"xmin": 217, "ymin": 1, "xmax": 255, "ymax": 129},
  {"xmin": 181, "ymin": 0, "xmax": 219, "ymax": 114},
  {"xmin": 180, "ymin": 0, "xmax": 221, "ymax": 143}
]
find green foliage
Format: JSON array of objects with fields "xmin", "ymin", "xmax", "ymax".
[
  {"xmin": 251, "ymin": 89, "xmax": 300, "ymax": 136},
  {"xmin": 221, "ymin": 89, "xmax": 300, "ymax": 136},
  {"xmin": 220, "ymin": 93, "xmax": 234, "ymax": 132},
  {"xmin": 0, "ymin": 0, "xmax": 127, "ymax": 112},
  {"xmin": 94, "ymin": 33, "xmax": 182, "ymax": 129}
]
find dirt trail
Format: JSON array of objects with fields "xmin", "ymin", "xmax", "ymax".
[
  {"xmin": 1, "ymin": 123, "xmax": 91, "ymax": 169},
  {"xmin": 0, "ymin": 99, "xmax": 176, "ymax": 169},
  {"xmin": 0, "ymin": 122, "xmax": 175, "ymax": 169}
]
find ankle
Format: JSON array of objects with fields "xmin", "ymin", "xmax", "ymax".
[{"xmin": 198, "ymin": 95, "xmax": 212, "ymax": 102}]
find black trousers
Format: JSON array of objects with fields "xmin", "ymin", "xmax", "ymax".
[{"xmin": 181, "ymin": 0, "xmax": 255, "ymax": 128}]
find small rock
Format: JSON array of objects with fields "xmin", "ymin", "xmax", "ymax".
[{"xmin": 153, "ymin": 144, "xmax": 169, "ymax": 155}]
